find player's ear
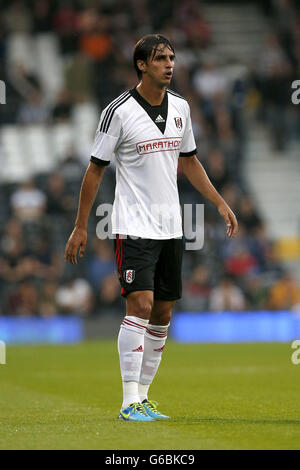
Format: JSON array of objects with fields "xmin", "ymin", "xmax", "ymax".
[{"xmin": 137, "ymin": 59, "xmax": 147, "ymax": 74}]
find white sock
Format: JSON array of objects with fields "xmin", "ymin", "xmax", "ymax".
[
  {"xmin": 118, "ymin": 315, "xmax": 149, "ymax": 410},
  {"xmin": 139, "ymin": 323, "xmax": 169, "ymax": 402},
  {"xmin": 138, "ymin": 383, "xmax": 150, "ymax": 403}
]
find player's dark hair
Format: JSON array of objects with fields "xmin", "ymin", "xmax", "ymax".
[{"xmin": 133, "ymin": 34, "xmax": 175, "ymax": 79}]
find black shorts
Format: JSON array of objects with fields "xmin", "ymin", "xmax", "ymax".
[{"xmin": 114, "ymin": 235, "xmax": 183, "ymax": 301}]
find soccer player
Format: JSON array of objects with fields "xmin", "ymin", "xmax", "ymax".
[{"xmin": 65, "ymin": 34, "xmax": 238, "ymax": 421}]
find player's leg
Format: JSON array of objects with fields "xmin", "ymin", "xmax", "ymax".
[
  {"xmin": 118, "ymin": 290, "xmax": 153, "ymax": 412},
  {"xmin": 114, "ymin": 235, "xmax": 161, "ymax": 420},
  {"xmin": 138, "ymin": 299, "xmax": 174, "ymax": 415},
  {"xmin": 139, "ymin": 237, "xmax": 183, "ymax": 418}
]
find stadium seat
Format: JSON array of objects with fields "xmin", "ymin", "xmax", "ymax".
[
  {"xmin": 72, "ymin": 103, "xmax": 99, "ymax": 131},
  {"xmin": 6, "ymin": 33, "xmax": 36, "ymax": 74},
  {"xmin": 51, "ymin": 123, "xmax": 74, "ymax": 161},
  {"xmin": 72, "ymin": 103, "xmax": 99, "ymax": 161},
  {"xmin": 22, "ymin": 125, "xmax": 55, "ymax": 174},
  {"xmin": 0, "ymin": 126, "xmax": 32, "ymax": 182},
  {"xmin": 35, "ymin": 33, "xmax": 64, "ymax": 102}
]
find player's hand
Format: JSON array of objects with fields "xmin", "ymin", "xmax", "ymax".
[
  {"xmin": 217, "ymin": 202, "xmax": 238, "ymax": 238},
  {"xmin": 64, "ymin": 227, "xmax": 87, "ymax": 264}
]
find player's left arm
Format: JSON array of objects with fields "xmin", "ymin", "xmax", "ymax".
[{"xmin": 179, "ymin": 155, "xmax": 238, "ymax": 238}]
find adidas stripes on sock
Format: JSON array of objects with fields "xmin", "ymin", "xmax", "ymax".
[
  {"xmin": 138, "ymin": 323, "xmax": 169, "ymax": 402},
  {"xmin": 118, "ymin": 315, "xmax": 149, "ymax": 409}
]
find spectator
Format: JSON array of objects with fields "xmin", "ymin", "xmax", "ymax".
[
  {"xmin": 6, "ymin": 281, "xmax": 39, "ymax": 316},
  {"xmin": 10, "ymin": 180, "xmax": 47, "ymax": 221},
  {"xmin": 0, "ymin": 217, "xmax": 24, "ymax": 249},
  {"xmin": 225, "ymin": 244, "xmax": 258, "ymax": 278},
  {"xmin": 46, "ymin": 172, "xmax": 75, "ymax": 216},
  {"xmin": 2, "ymin": 0, "xmax": 32, "ymax": 33},
  {"xmin": 29, "ymin": 236, "xmax": 64, "ymax": 282},
  {"xmin": 0, "ymin": 236, "xmax": 30, "ymax": 284},
  {"xmin": 51, "ymin": 88, "xmax": 73, "ymax": 122},
  {"xmin": 98, "ymin": 273, "xmax": 123, "ymax": 311},
  {"xmin": 220, "ymin": 183, "xmax": 240, "ymax": 215},
  {"xmin": 53, "ymin": 1, "xmax": 79, "ymax": 56},
  {"xmin": 237, "ymin": 196, "xmax": 262, "ymax": 234},
  {"xmin": 255, "ymin": 33, "xmax": 293, "ymax": 150},
  {"xmin": 32, "ymin": 0, "xmax": 54, "ymax": 34},
  {"xmin": 39, "ymin": 281, "xmax": 58, "ymax": 317},
  {"xmin": 263, "ymin": 243, "xmax": 284, "ymax": 281},
  {"xmin": 64, "ymin": 52, "xmax": 93, "ymax": 103},
  {"xmin": 180, "ymin": 265, "xmax": 212, "ymax": 311},
  {"xmin": 257, "ymin": 33, "xmax": 289, "ymax": 80},
  {"xmin": 87, "ymin": 238, "xmax": 116, "ymax": 289},
  {"xmin": 0, "ymin": 218, "xmax": 42, "ymax": 285},
  {"xmin": 17, "ymin": 90, "xmax": 51, "ymax": 125},
  {"xmin": 8, "ymin": 63, "xmax": 41, "ymax": 102},
  {"xmin": 56, "ymin": 278, "xmax": 94, "ymax": 316},
  {"xmin": 78, "ymin": 9, "xmax": 113, "ymax": 62},
  {"xmin": 184, "ymin": 11, "xmax": 212, "ymax": 49},
  {"xmin": 177, "ymin": 0, "xmax": 212, "ymax": 48},
  {"xmin": 248, "ymin": 224, "xmax": 272, "ymax": 271},
  {"xmin": 209, "ymin": 276, "xmax": 246, "ymax": 312},
  {"xmin": 268, "ymin": 272, "xmax": 300, "ymax": 310},
  {"xmin": 244, "ymin": 274, "xmax": 269, "ymax": 310},
  {"xmin": 204, "ymin": 149, "xmax": 231, "ymax": 193},
  {"xmin": 193, "ymin": 57, "xmax": 228, "ymax": 103},
  {"xmin": 58, "ymin": 153, "xmax": 85, "ymax": 185}
]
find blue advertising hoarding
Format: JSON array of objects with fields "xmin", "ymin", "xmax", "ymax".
[
  {"xmin": 0, "ymin": 316, "xmax": 83, "ymax": 344},
  {"xmin": 1, "ymin": 312, "xmax": 300, "ymax": 344},
  {"xmin": 171, "ymin": 311, "xmax": 300, "ymax": 343}
]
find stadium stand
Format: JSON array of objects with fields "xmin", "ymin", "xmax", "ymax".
[{"xmin": 0, "ymin": 0, "xmax": 300, "ymax": 316}]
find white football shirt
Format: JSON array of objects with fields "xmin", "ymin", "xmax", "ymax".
[{"xmin": 91, "ymin": 87, "xmax": 196, "ymax": 239}]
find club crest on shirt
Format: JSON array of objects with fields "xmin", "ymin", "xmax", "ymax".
[
  {"xmin": 124, "ymin": 269, "xmax": 135, "ymax": 284},
  {"xmin": 174, "ymin": 117, "xmax": 183, "ymax": 131}
]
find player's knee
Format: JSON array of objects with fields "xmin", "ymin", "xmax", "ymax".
[
  {"xmin": 150, "ymin": 301, "xmax": 174, "ymax": 325},
  {"xmin": 127, "ymin": 292, "xmax": 153, "ymax": 319},
  {"xmin": 151, "ymin": 308, "xmax": 172, "ymax": 325},
  {"xmin": 162, "ymin": 309, "xmax": 172, "ymax": 324}
]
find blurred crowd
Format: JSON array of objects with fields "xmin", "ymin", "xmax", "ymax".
[
  {"xmin": 1, "ymin": 0, "xmax": 300, "ymax": 316},
  {"xmin": 252, "ymin": 0, "xmax": 300, "ymax": 150}
]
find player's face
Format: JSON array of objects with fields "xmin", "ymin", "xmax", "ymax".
[{"xmin": 145, "ymin": 44, "xmax": 175, "ymax": 87}]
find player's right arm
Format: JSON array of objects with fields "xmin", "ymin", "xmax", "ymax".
[
  {"xmin": 64, "ymin": 162, "xmax": 106, "ymax": 264},
  {"xmin": 65, "ymin": 99, "xmax": 123, "ymax": 264}
]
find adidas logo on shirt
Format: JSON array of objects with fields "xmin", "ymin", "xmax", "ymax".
[{"xmin": 155, "ymin": 114, "xmax": 165, "ymax": 123}]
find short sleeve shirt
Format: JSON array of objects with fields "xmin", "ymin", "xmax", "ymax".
[{"xmin": 91, "ymin": 88, "xmax": 197, "ymax": 239}]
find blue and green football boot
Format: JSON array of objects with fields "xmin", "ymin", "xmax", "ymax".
[
  {"xmin": 118, "ymin": 402, "xmax": 154, "ymax": 421},
  {"xmin": 142, "ymin": 399, "xmax": 170, "ymax": 419}
]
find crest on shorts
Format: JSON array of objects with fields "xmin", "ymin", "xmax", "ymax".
[
  {"xmin": 124, "ymin": 269, "xmax": 135, "ymax": 284},
  {"xmin": 174, "ymin": 117, "xmax": 182, "ymax": 131}
]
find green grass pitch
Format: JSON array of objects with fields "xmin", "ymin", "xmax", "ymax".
[{"xmin": 0, "ymin": 340, "xmax": 300, "ymax": 450}]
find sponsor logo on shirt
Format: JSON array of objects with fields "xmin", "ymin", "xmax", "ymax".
[{"xmin": 136, "ymin": 137, "xmax": 182, "ymax": 155}]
